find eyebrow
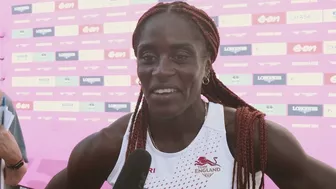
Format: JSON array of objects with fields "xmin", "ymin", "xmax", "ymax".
[{"xmin": 137, "ymin": 42, "xmax": 195, "ymax": 51}]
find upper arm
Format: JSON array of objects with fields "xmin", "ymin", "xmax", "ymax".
[
  {"xmin": 45, "ymin": 168, "xmax": 67, "ymax": 189},
  {"xmin": 224, "ymin": 107, "xmax": 336, "ymax": 189},
  {"xmin": 265, "ymin": 120, "xmax": 336, "ymax": 189},
  {"xmin": 46, "ymin": 113, "xmax": 132, "ymax": 189},
  {"xmin": 5, "ymin": 95, "xmax": 28, "ymax": 162}
]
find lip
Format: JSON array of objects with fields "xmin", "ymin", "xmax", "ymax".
[
  {"xmin": 150, "ymin": 91, "xmax": 180, "ymax": 102},
  {"xmin": 149, "ymin": 85, "xmax": 181, "ymax": 94}
]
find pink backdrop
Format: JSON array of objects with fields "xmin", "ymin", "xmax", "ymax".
[{"xmin": 1, "ymin": 0, "xmax": 336, "ymax": 188}]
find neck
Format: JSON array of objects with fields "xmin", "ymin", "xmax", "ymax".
[{"xmin": 148, "ymin": 98, "xmax": 207, "ymax": 152}]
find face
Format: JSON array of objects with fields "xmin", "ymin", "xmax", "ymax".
[{"xmin": 136, "ymin": 13, "xmax": 210, "ymax": 119}]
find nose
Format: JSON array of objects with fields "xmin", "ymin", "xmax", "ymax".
[{"xmin": 152, "ymin": 55, "xmax": 175, "ymax": 80}]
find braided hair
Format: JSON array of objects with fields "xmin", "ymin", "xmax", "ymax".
[{"xmin": 127, "ymin": 1, "xmax": 267, "ymax": 189}]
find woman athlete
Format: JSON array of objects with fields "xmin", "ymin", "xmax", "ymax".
[{"xmin": 46, "ymin": 1, "xmax": 336, "ymax": 189}]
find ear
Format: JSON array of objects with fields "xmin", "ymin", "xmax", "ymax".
[{"xmin": 204, "ymin": 58, "xmax": 211, "ymax": 78}]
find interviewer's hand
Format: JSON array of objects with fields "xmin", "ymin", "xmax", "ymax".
[{"xmin": 0, "ymin": 125, "xmax": 22, "ymax": 165}]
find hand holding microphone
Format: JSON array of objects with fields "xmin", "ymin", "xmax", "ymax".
[{"xmin": 113, "ymin": 149, "xmax": 152, "ymax": 189}]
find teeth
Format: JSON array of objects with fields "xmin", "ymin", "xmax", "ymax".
[{"xmin": 154, "ymin": 88, "xmax": 177, "ymax": 94}]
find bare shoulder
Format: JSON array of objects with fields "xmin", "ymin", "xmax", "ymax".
[
  {"xmin": 223, "ymin": 106, "xmax": 236, "ymax": 131},
  {"xmin": 223, "ymin": 106, "xmax": 269, "ymax": 167},
  {"xmin": 65, "ymin": 112, "xmax": 133, "ymax": 188},
  {"xmin": 222, "ymin": 106, "xmax": 237, "ymax": 157},
  {"xmin": 223, "ymin": 106, "xmax": 285, "ymax": 165},
  {"xmin": 70, "ymin": 112, "xmax": 132, "ymax": 161}
]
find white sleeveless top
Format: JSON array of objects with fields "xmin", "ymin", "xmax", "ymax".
[{"xmin": 107, "ymin": 102, "xmax": 261, "ymax": 188}]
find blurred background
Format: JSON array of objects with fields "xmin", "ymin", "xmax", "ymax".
[{"xmin": 0, "ymin": 0, "xmax": 335, "ymax": 188}]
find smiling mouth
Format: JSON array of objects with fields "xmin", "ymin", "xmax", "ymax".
[{"xmin": 153, "ymin": 88, "xmax": 178, "ymax": 95}]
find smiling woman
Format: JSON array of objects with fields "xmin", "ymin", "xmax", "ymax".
[
  {"xmin": 45, "ymin": 1, "xmax": 336, "ymax": 189},
  {"xmin": 135, "ymin": 12, "xmax": 209, "ymax": 118}
]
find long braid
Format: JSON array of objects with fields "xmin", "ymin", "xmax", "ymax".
[
  {"xmin": 128, "ymin": 1, "xmax": 268, "ymax": 189},
  {"xmin": 126, "ymin": 90, "xmax": 143, "ymax": 158}
]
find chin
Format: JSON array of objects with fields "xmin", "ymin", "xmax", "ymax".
[{"xmin": 148, "ymin": 104, "xmax": 182, "ymax": 119}]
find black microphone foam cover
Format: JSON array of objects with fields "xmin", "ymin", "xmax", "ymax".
[{"xmin": 113, "ymin": 149, "xmax": 152, "ymax": 189}]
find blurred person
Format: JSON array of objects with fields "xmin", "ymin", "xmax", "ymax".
[
  {"xmin": 46, "ymin": 1, "xmax": 336, "ymax": 189},
  {"xmin": 0, "ymin": 91, "xmax": 28, "ymax": 188}
]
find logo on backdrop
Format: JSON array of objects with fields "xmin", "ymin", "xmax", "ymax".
[
  {"xmin": 220, "ymin": 44, "xmax": 252, "ymax": 56},
  {"xmin": 80, "ymin": 102, "xmax": 104, "ymax": 112},
  {"xmin": 14, "ymin": 102, "xmax": 33, "ymax": 110},
  {"xmin": 56, "ymin": 76, "xmax": 79, "ymax": 87},
  {"xmin": 324, "ymin": 73, "xmax": 336, "ymax": 85},
  {"xmin": 105, "ymin": 49, "xmax": 130, "ymax": 59},
  {"xmin": 56, "ymin": 1, "xmax": 77, "ymax": 10},
  {"xmin": 80, "ymin": 76, "xmax": 104, "ymax": 86},
  {"xmin": 211, "ymin": 16, "xmax": 219, "ymax": 26},
  {"xmin": 12, "ymin": 4, "xmax": 32, "ymax": 14},
  {"xmin": 33, "ymin": 27, "xmax": 55, "ymax": 37},
  {"xmin": 252, "ymin": 12, "xmax": 286, "ymax": 25},
  {"xmin": 288, "ymin": 104, "xmax": 323, "ymax": 116},
  {"xmin": 105, "ymin": 102, "xmax": 131, "ymax": 112},
  {"xmin": 253, "ymin": 74, "xmax": 286, "ymax": 85},
  {"xmin": 287, "ymin": 42, "xmax": 322, "ymax": 54},
  {"xmin": 12, "ymin": 29, "xmax": 33, "ymax": 39},
  {"xmin": 12, "ymin": 53, "xmax": 32, "ymax": 63},
  {"xmin": 253, "ymin": 104, "xmax": 286, "ymax": 116},
  {"xmin": 33, "ymin": 52, "xmax": 55, "ymax": 62},
  {"xmin": 56, "ymin": 51, "xmax": 79, "ymax": 61},
  {"xmin": 218, "ymin": 74, "xmax": 252, "ymax": 86},
  {"xmin": 79, "ymin": 24, "xmax": 103, "ymax": 34}
]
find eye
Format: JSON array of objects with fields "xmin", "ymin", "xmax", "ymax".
[
  {"xmin": 171, "ymin": 51, "xmax": 190, "ymax": 62},
  {"xmin": 174, "ymin": 55, "xmax": 188, "ymax": 60},
  {"xmin": 140, "ymin": 52, "xmax": 157, "ymax": 63}
]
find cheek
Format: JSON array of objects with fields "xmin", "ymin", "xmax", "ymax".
[
  {"xmin": 137, "ymin": 65, "xmax": 152, "ymax": 93},
  {"xmin": 181, "ymin": 69, "xmax": 203, "ymax": 94},
  {"xmin": 137, "ymin": 65, "xmax": 150, "ymax": 81}
]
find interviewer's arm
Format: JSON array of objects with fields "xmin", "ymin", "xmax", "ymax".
[
  {"xmin": 4, "ymin": 163, "xmax": 27, "ymax": 186},
  {"xmin": 0, "ymin": 94, "xmax": 29, "ymax": 186},
  {"xmin": 7, "ymin": 95, "xmax": 28, "ymax": 163},
  {"xmin": 0, "ymin": 128, "xmax": 27, "ymax": 186}
]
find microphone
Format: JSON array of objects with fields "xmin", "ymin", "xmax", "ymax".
[{"xmin": 113, "ymin": 149, "xmax": 152, "ymax": 189}]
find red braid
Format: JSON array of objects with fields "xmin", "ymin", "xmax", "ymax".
[{"xmin": 127, "ymin": 1, "xmax": 268, "ymax": 189}]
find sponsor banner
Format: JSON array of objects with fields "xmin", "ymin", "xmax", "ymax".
[
  {"xmin": 33, "ymin": 27, "xmax": 55, "ymax": 37},
  {"xmin": 12, "ymin": 4, "xmax": 32, "ymax": 14},
  {"xmin": 55, "ymin": 76, "xmax": 79, "ymax": 87},
  {"xmin": 56, "ymin": 1, "xmax": 78, "ymax": 11},
  {"xmin": 287, "ymin": 42, "xmax": 322, "ymax": 55},
  {"xmin": 324, "ymin": 73, "xmax": 336, "ymax": 85},
  {"xmin": 105, "ymin": 49, "xmax": 130, "ymax": 59},
  {"xmin": 218, "ymin": 14, "xmax": 252, "ymax": 27},
  {"xmin": 253, "ymin": 74, "xmax": 286, "ymax": 85},
  {"xmin": 105, "ymin": 102, "xmax": 131, "ymax": 112},
  {"xmin": 211, "ymin": 16, "xmax": 219, "ymax": 27},
  {"xmin": 220, "ymin": 44, "xmax": 252, "ymax": 56},
  {"xmin": 79, "ymin": 102, "xmax": 105, "ymax": 112},
  {"xmin": 287, "ymin": 73, "xmax": 324, "ymax": 86},
  {"xmin": 253, "ymin": 104, "xmax": 287, "ymax": 116},
  {"xmin": 288, "ymin": 104, "xmax": 323, "ymax": 116},
  {"xmin": 252, "ymin": 12, "xmax": 286, "ymax": 25},
  {"xmin": 252, "ymin": 43, "xmax": 287, "ymax": 56},
  {"xmin": 79, "ymin": 24, "xmax": 103, "ymax": 35},
  {"xmin": 55, "ymin": 51, "xmax": 79, "ymax": 61},
  {"xmin": 12, "ymin": 29, "xmax": 33, "ymax": 39},
  {"xmin": 14, "ymin": 101, "xmax": 33, "ymax": 110},
  {"xmin": 79, "ymin": 76, "xmax": 104, "ymax": 86},
  {"xmin": 218, "ymin": 74, "xmax": 252, "ymax": 85}
]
